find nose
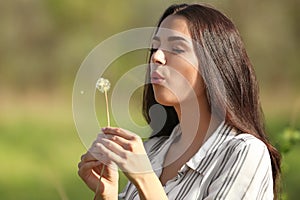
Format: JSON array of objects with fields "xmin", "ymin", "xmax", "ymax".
[{"xmin": 151, "ymin": 49, "xmax": 166, "ymax": 65}]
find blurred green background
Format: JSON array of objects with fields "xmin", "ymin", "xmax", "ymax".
[{"xmin": 0, "ymin": 0, "xmax": 299, "ymax": 199}]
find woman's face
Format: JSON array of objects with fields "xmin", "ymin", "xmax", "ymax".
[{"xmin": 150, "ymin": 15, "xmax": 205, "ymax": 107}]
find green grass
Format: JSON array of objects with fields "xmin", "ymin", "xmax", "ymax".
[
  {"xmin": 0, "ymin": 115, "xmax": 92, "ymax": 199},
  {"xmin": 0, "ymin": 94, "xmax": 130, "ymax": 200},
  {"xmin": 0, "ymin": 93, "xmax": 299, "ymax": 199}
]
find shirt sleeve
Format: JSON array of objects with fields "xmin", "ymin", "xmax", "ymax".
[{"xmin": 204, "ymin": 136, "xmax": 274, "ymax": 200}]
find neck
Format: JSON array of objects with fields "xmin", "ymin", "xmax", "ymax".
[{"xmin": 173, "ymin": 95, "xmax": 218, "ymax": 146}]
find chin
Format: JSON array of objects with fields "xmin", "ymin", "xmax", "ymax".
[
  {"xmin": 155, "ymin": 98, "xmax": 175, "ymax": 106},
  {"xmin": 153, "ymin": 86, "xmax": 177, "ymax": 106}
]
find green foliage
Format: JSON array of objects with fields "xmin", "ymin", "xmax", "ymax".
[
  {"xmin": 277, "ymin": 128, "xmax": 300, "ymax": 155},
  {"xmin": 274, "ymin": 127, "xmax": 300, "ymax": 200}
]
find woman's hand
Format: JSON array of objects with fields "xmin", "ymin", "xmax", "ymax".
[
  {"xmin": 97, "ymin": 127, "xmax": 168, "ymax": 200},
  {"xmin": 78, "ymin": 134, "xmax": 119, "ymax": 200},
  {"xmin": 88, "ymin": 127, "xmax": 167, "ymax": 200},
  {"xmin": 98, "ymin": 127, "xmax": 153, "ymax": 182}
]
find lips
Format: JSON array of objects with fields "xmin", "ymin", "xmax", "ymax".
[{"xmin": 151, "ymin": 71, "xmax": 165, "ymax": 84}]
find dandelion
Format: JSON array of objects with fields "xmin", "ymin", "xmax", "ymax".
[
  {"xmin": 96, "ymin": 78, "xmax": 111, "ymax": 93},
  {"xmin": 96, "ymin": 78, "xmax": 111, "ymax": 126},
  {"xmin": 95, "ymin": 77, "xmax": 111, "ymax": 200}
]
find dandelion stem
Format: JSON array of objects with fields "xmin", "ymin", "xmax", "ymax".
[
  {"xmin": 104, "ymin": 90, "xmax": 110, "ymax": 127},
  {"xmin": 94, "ymin": 166, "xmax": 105, "ymax": 200},
  {"xmin": 94, "ymin": 88, "xmax": 110, "ymax": 200}
]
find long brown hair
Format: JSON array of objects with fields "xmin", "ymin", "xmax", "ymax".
[{"xmin": 142, "ymin": 3, "xmax": 281, "ymax": 198}]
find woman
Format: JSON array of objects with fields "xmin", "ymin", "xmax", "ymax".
[{"xmin": 78, "ymin": 3, "xmax": 281, "ymax": 199}]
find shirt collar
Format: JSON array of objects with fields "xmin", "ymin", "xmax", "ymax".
[{"xmin": 152, "ymin": 122, "xmax": 235, "ymax": 175}]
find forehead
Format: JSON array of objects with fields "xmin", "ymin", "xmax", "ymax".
[{"xmin": 156, "ymin": 15, "xmax": 191, "ymax": 39}]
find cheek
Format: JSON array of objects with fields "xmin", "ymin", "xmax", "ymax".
[
  {"xmin": 152, "ymin": 85, "xmax": 178, "ymax": 106},
  {"xmin": 169, "ymin": 65, "xmax": 205, "ymax": 99},
  {"xmin": 151, "ymin": 57, "xmax": 205, "ymax": 105}
]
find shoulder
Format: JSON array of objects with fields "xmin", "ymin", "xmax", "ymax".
[
  {"xmin": 210, "ymin": 124, "xmax": 270, "ymax": 161},
  {"xmin": 207, "ymin": 126, "xmax": 273, "ymax": 172},
  {"xmin": 217, "ymin": 131, "xmax": 272, "ymax": 172},
  {"xmin": 204, "ymin": 131, "xmax": 274, "ymax": 199},
  {"xmin": 229, "ymin": 133, "xmax": 269, "ymax": 156}
]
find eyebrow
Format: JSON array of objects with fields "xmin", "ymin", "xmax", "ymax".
[{"xmin": 152, "ymin": 35, "xmax": 189, "ymax": 43}]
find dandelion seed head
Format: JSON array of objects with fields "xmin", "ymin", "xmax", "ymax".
[{"xmin": 96, "ymin": 78, "xmax": 111, "ymax": 93}]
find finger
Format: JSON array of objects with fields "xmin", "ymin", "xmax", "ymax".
[
  {"xmin": 81, "ymin": 152, "xmax": 97, "ymax": 162},
  {"xmin": 94, "ymin": 142, "xmax": 123, "ymax": 167},
  {"xmin": 78, "ymin": 155, "xmax": 102, "ymax": 172},
  {"xmin": 78, "ymin": 159, "xmax": 86, "ymax": 169},
  {"xmin": 78, "ymin": 160, "xmax": 101, "ymax": 178},
  {"xmin": 88, "ymin": 135, "xmax": 109, "ymax": 160},
  {"xmin": 102, "ymin": 127, "xmax": 137, "ymax": 140},
  {"xmin": 79, "ymin": 156, "xmax": 114, "ymax": 175},
  {"xmin": 89, "ymin": 133, "xmax": 106, "ymax": 147},
  {"xmin": 89, "ymin": 138, "xmax": 119, "ymax": 166},
  {"xmin": 78, "ymin": 161, "xmax": 102, "ymax": 192},
  {"xmin": 89, "ymin": 144, "xmax": 119, "ymax": 170},
  {"xmin": 95, "ymin": 133, "xmax": 106, "ymax": 141},
  {"xmin": 105, "ymin": 134, "xmax": 133, "ymax": 151},
  {"xmin": 100, "ymin": 138, "xmax": 126, "ymax": 155},
  {"xmin": 88, "ymin": 147, "xmax": 105, "ymax": 162},
  {"xmin": 91, "ymin": 133, "xmax": 127, "ymax": 154},
  {"xmin": 92, "ymin": 163, "xmax": 104, "ymax": 175}
]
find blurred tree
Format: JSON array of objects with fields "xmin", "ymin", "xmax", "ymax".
[{"xmin": 0, "ymin": 0, "xmax": 299, "ymax": 93}]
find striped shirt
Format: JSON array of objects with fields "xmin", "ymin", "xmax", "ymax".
[{"xmin": 119, "ymin": 122, "xmax": 273, "ymax": 200}]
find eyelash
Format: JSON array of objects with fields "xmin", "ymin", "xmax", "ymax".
[
  {"xmin": 149, "ymin": 48, "xmax": 184, "ymax": 54},
  {"xmin": 172, "ymin": 48, "xmax": 184, "ymax": 54}
]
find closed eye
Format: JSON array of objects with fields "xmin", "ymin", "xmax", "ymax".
[{"xmin": 172, "ymin": 48, "xmax": 185, "ymax": 54}]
